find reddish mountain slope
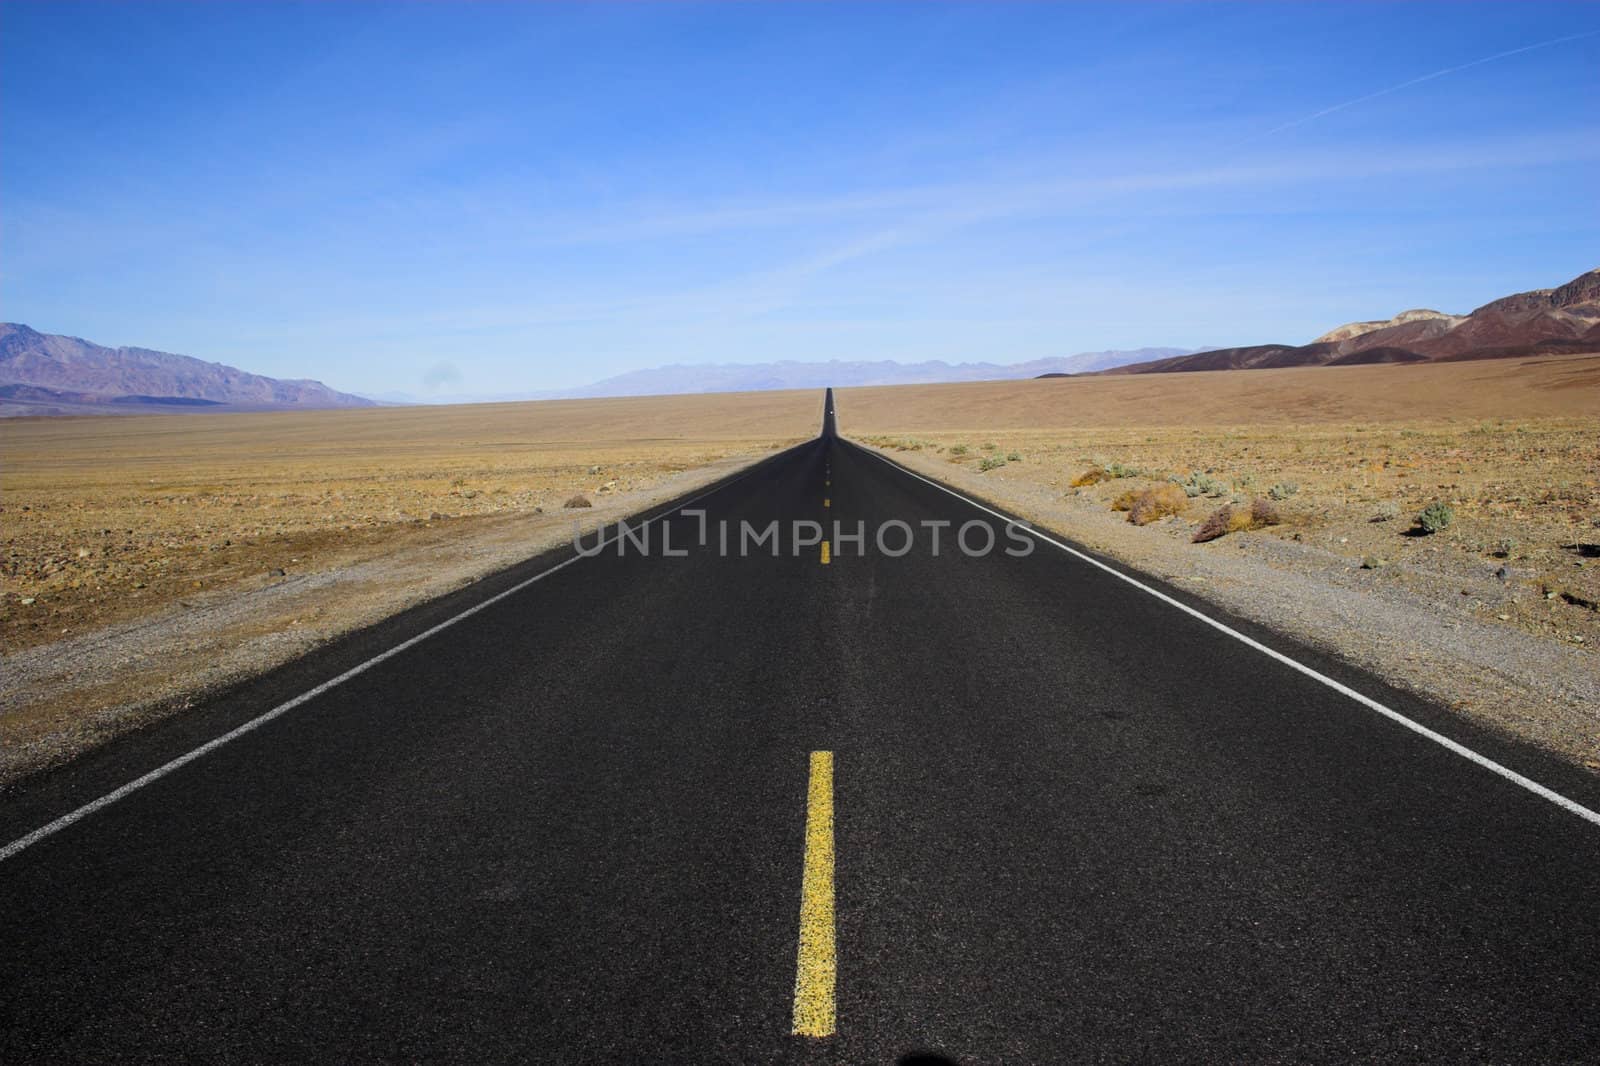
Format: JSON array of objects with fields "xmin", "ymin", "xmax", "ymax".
[{"xmin": 1110, "ymin": 267, "xmax": 1600, "ymax": 376}]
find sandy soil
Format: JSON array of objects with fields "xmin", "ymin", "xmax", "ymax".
[
  {"xmin": 840, "ymin": 355, "xmax": 1600, "ymax": 770},
  {"xmin": 1, "ymin": 391, "xmax": 819, "ymax": 785}
]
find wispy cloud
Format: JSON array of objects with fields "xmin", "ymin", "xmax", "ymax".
[
  {"xmin": 513, "ymin": 127, "xmax": 1600, "ymax": 258},
  {"xmin": 1236, "ymin": 29, "xmax": 1600, "ymax": 146}
]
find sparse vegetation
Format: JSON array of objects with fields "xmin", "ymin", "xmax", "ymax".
[
  {"xmin": 977, "ymin": 455, "xmax": 1007, "ymax": 472},
  {"xmin": 1191, "ymin": 498, "xmax": 1278, "ymax": 543},
  {"xmin": 1250, "ymin": 497, "xmax": 1281, "ymax": 527},
  {"xmin": 563, "ymin": 494, "xmax": 593, "ymax": 508},
  {"xmin": 860, "ymin": 435, "xmax": 929, "ymax": 452},
  {"xmin": 948, "ymin": 444, "xmax": 968, "ymax": 456},
  {"xmin": 1415, "ymin": 502, "xmax": 1455, "ymax": 535},
  {"xmin": 1267, "ymin": 481, "xmax": 1299, "ymax": 500},
  {"xmin": 1126, "ymin": 483, "xmax": 1188, "ymax": 526},
  {"xmin": 1174, "ymin": 472, "xmax": 1227, "ymax": 498},
  {"xmin": 1071, "ymin": 466, "xmax": 1110, "ymax": 487},
  {"xmin": 1191, "ymin": 504, "xmax": 1236, "ymax": 543}
]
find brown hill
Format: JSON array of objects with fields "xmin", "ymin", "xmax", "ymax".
[
  {"xmin": 1110, "ymin": 267, "xmax": 1600, "ymax": 376},
  {"xmin": 0, "ymin": 324, "xmax": 374, "ymax": 416},
  {"xmin": 1313, "ymin": 308, "xmax": 1459, "ymax": 344}
]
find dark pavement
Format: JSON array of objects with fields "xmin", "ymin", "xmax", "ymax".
[{"xmin": 4, "ymin": 389, "xmax": 1600, "ymax": 1063}]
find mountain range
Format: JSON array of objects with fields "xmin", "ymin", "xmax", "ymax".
[
  {"xmin": 0, "ymin": 324, "xmax": 374, "ymax": 416},
  {"xmin": 5, "ymin": 267, "xmax": 1596, "ymax": 415},
  {"xmin": 550, "ymin": 349, "xmax": 1198, "ymax": 398},
  {"xmin": 1103, "ymin": 266, "xmax": 1600, "ymax": 376}
]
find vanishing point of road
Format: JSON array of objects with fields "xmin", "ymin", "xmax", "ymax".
[{"xmin": 4, "ymin": 391, "xmax": 1600, "ymax": 1063}]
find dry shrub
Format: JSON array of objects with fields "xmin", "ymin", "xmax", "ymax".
[
  {"xmin": 1193, "ymin": 504, "xmax": 1235, "ymax": 542},
  {"xmin": 563, "ymin": 494, "xmax": 593, "ymax": 509},
  {"xmin": 1111, "ymin": 489, "xmax": 1140, "ymax": 511},
  {"xmin": 1194, "ymin": 497, "xmax": 1279, "ymax": 542},
  {"xmin": 1127, "ymin": 482, "xmax": 1188, "ymax": 526},
  {"xmin": 1071, "ymin": 466, "xmax": 1110, "ymax": 487}
]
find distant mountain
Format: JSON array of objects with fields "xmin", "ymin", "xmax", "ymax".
[
  {"xmin": 1107, "ymin": 268, "xmax": 1600, "ymax": 376},
  {"xmin": 560, "ymin": 349, "xmax": 1199, "ymax": 398},
  {"xmin": 0, "ymin": 324, "xmax": 375, "ymax": 416}
]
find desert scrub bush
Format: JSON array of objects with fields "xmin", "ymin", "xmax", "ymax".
[
  {"xmin": 1071, "ymin": 466, "xmax": 1110, "ymax": 487},
  {"xmin": 1192, "ymin": 504, "xmax": 1238, "ymax": 543},
  {"xmin": 563, "ymin": 494, "xmax": 593, "ymax": 509},
  {"xmin": 1249, "ymin": 498, "xmax": 1281, "ymax": 527},
  {"xmin": 1267, "ymin": 482, "xmax": 1299, "ymax": 500},
  {"xmin": 981, "ymin": 442, "xmax": 998, "ymax": 451},
  {"xmin": 1371, "ymin": 500, "xmax": 1401, "ymax": 523},
  {"xmin": 948, "ymin": 444, "xmax": 968, "ymax": 456},
  {"xmin": 1006, "ymin": 452, "xmax": 1021, "ymax": 462},
  {"xmin": 1111, "ymin": 488, "xmax": 1140, "ymax": 511},
  {"xmin": 1174, "ymin": 472, "xmax": 1227, "ymax": 498},
  {"xmin": 1415, "ymin": 502, "xmax": 1454, "ymax": 534},
  {"xmin": 1177, "ymin": 470, "xmax": 1222, "ymax": 496},
  {"xmin": 977, "ymin": 455, "xmax": 1007, "ymax": 472},
  {"xmin": 1127, "ymin": 483, "xmax": 1188, "ymax": 526},
  {"xmin": 1106, "ymin": 461, "xmax": 1142, "ymax": 479},
  {"xmin": 1192, "ymin": 498, "xmax": 1279, "ymax": 543}
]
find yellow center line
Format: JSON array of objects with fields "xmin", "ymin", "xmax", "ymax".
[
  {"xmin": 820, "ymin": 541, "xmax": 831, "ymax": 565},
  {"xmin": 824, "ymin": 498, "xmax": 830, "ymax": 508},
  {"xmin": 792, "ymin": 751, "xmax": 836, "ymax": 1038}
]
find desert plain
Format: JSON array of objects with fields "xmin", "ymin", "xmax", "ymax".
[{"xmin": 3, "ymin": 355, "xmax": 1598, "ymax": 784}]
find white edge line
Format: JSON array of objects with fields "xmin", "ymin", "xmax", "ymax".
[
  {"xmin": 0, "ymin": 455, "xmax": 781, "ymax": 863},
  {"xmin": 848, "ymin": 439, "xmax": 1600, "ymax": 830}
]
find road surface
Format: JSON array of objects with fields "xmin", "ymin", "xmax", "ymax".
[{"xmin": 5, "ymin": 390, "xmax": 1600, "ymax": 1063}]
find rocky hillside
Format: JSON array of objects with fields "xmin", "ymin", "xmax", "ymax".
[
  {"xmin": 0, "ymin": 324, "xmax": 374, "ymax": 416},
  {"xmin": 1110, "ymin": 267, "xmax": 1600, "ymax": 375},
  {"xmin": 1313, "ymin": 308, "xmax": 1460, "ymax": 344}
]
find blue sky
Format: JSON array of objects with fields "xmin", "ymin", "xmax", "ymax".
[{"xmin": 3, "ymin": 2, "xmax": 1597, "ymax": 397}]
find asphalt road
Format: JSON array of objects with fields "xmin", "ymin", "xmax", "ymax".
[{"xmin": 5, "ymin": 389, "xmax": 1600, "ymax": 1063}]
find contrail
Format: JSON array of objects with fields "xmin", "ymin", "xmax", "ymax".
[{"xmin": 1240, "ymin": 28, "xmax": 1600, "ymax": 144}]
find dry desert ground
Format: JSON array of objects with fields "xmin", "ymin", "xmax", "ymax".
[
  {"xmin": 842, "ymin": 354, "xmax": 1600, "ymax": 769},
  {"xmin": 0, "ymin": 391, "xmax": 819, "ymax": 783},
  {"xmin": 4, "ymin": 357, "xmax": 1597, "ymax": 785}
]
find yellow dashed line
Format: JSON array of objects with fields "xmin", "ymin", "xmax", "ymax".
[
  {"xmin": 792, "ymin": 751, "xmax": 836, "ymax": 1038},
  {"xmin": 820, "ymin": 541, "xmax": 831, "ymax": 565},
  {"xmin": 824, "ymin": 498, "xmax": 830, "ymax": 508}
]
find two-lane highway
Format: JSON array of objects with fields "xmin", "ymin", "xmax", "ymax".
[{"xmin": 4, "ymin": 389, "xmax": 1600, "ymax": 1062}]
